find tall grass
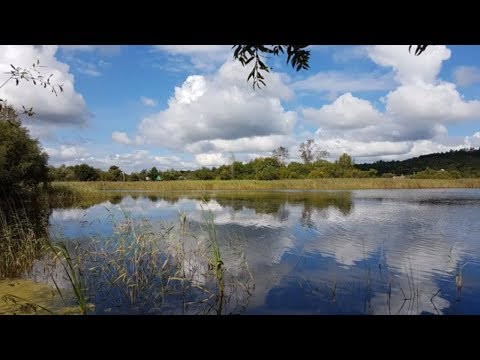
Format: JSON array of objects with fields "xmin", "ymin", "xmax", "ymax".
[
  {"xmin": 53, "ymin": 178, "xmax": 480, "ymax": 193},
  {"xmin": 45, "ymin": 209, "xmax": 254, "ymax": 315},
  {"xmin": 200, "ymin": 205, "xmax": 225, "ymax": 315},
  {"xmin": 48, "ymin": 242, "xmax": 89, "ymax": 315},
  {"xmin": 0, "ymin": 204, "xmax": 47, "ymax": 279}
]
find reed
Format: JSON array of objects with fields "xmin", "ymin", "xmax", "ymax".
[{"xmin": 52, "ymin": 178, "xmax": 480, "ymax": 194}]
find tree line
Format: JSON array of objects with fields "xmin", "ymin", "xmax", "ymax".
[
  {"xmin": 50, "ymin": 147, "xmax": 480, "ymax": 182},
  {"xmin": 355, "ymin": 148, "xmax": 480, "ymax": 178},
  {"xmin": 49, "ymin": 151, "xmax": 376, "ymax": 182}
]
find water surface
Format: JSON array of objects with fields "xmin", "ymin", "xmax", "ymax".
[{"xmin": 44, "ymin": 189, "xmax": 480, "ymax": 315}]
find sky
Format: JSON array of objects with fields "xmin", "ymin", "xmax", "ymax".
[{"xmin": 1, "ymin": 45, "xmax": 480, "ymax": 173}]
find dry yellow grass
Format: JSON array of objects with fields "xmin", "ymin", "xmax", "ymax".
[{"xmin": 53, "ymin": 178, "xmax": 480, "ymax": 193}]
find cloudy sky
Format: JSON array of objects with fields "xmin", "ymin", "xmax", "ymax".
[{"xmin": 1, "ymin": 45, "xmax": 480, "ymax": 172}]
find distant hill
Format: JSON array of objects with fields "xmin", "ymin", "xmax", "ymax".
[{"xmin": 355, "ymin": 148, "xmax": 480, "ymax": 177}]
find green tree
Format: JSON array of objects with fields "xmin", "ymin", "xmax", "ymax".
[
  {"xmin": 73, "ymin": 164, "xmax": 100, "ymax": 181},
  {"xmin": 336, "ymin": 153, "xmax": 354, "ymax": 168},
  {"xmin": 106, "ymin": 165, "xmax": 123, "ymax": 181},
  {"xmin": 130, "ymin": 172, "xmax": 141, "ymax": 181},
  {"xmin": 0, "ymin": 104, "xmax": 49, "ymax": 193},
  {"xmin": 149, "ymin": 167, "xmax": 159, "ymax": 180}
]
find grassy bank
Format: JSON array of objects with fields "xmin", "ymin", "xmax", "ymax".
[{"xmin": 53, "ymin": 178, "xmax": 480, "ymax": 193}]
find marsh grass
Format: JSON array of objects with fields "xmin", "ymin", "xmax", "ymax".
[
  {"xmin": 0, "ymin": 204, "xmax": 47, "ymax": 279},
  {"xmin": 200, "ymin": 205, "xmax": 224, "ymax": 314},
  {"xmin": 53, "ymin": 178, "xmax": 480, "ymax": 194},
  {"xmin": 44, "ymin": 206, "xmax": 255, "ymax": 315},
  {"xmin": 48, "ymin": 242, "xmax": 89, "ymax": 314}
]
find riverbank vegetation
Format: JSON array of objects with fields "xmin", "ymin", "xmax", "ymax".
[{"xmin": 52, "ymin": 178, "xmax": 480, "ymax": 193}]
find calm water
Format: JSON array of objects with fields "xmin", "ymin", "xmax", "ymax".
[{"xmin": 41, "ymin": 189, "xmax": 480, "ymax": 315}]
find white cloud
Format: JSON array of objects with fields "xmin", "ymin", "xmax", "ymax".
[
  {"xmin": 140, "ymin": 96, "xmax": 157, "ymax": 107},
  {"xmin": 66, "ymin": 150, "xmax": 197, "ymax": 173},
  {"xmin": 321, "ymin": 138, "xmax": 413, "ymax": 160},
  {"xmin": 132, "ymin": 60, "xmax": 295, "ymax": 153},
  {"xmin": 195, "ymin": 153, "xmax": 230, "ymax": 167},
  {"xmin": 454, "ymin": 66, "xmax": 480, "ymax": 87},
  {"xmin": 186, "ymin": 135, "xmax": 294, "ymax": 154},
  {"xmin": 0, "ymin": 45, "xmax": 90, "ymax": 128},
  {"xmin": 73, "ymin": 59, "xmax": 102, "ymax": 77},
  {"xmin": 153, "ymin": 45, "xmax": 231, "ymax": 71},
  {"xmin": 112, "ymin": 131, "xmax": 133, "ymax": 145},
  {"xmin": 298, "ymin": 45, "xmax": 480, "ymax": 161},
  {"xmin": 69, "ymin": 58, "xmax": 110, "ymax": 77},
  {"xmin": 385, "ymin": 83, "xmax": 480, "ymax": 123},
  {"xmin": 367, "ymin": 45, "xmax": 451, "ymax": 85},
  {"xmin": 303, "ymin": 92, "xmax": 384, "ymax": 130},
  {"xmin": 332, "ymin": 45, "xmax": 369, "ymax": 63},
  {"xmin": 293, "ymin": 71, "xmax": 394, "ymax": 95},
  {"xmin": 59, "ymin": 45, "xmax": 122, "ymax": 56},
  {"xmin": 45, "ymin": 145, "xmax": 90, "ymax": 165},
  {"xmin": 465, "ymin": 131, "xmax": 480, "ymax": 148}
]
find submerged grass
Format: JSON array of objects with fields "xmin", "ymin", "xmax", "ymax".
[
  {"xmin": 42, "ymin": 208, "xmax": 254, "ymax": 315},
  {"xmin": 48, "ymin": 242, "xmax": 89, "ymax": 315},
  {"xmin": 200, "ymin": 205, "xmax": 225, "ymax": 315}
]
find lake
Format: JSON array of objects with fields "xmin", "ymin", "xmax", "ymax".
[{"xmin": 4, "ymin": 189, "xmax": 480, "ymax": 314}]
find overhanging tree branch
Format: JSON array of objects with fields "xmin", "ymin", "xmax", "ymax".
[{"xmin": 233, "ymin": 45, "xmax": 429, "ymax": 88}]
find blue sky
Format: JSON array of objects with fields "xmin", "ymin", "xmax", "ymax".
[{"xmin": 1, "ymin": 45, "xmax": 480, "ymax": 172}]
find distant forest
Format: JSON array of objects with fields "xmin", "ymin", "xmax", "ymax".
[
  {"xmin": 355, "ymin": 148, "xmax": 480, "ymax": 178},
  {"xmin": 49, "ymin": 148, "xmax": 480, "ymax": 182}
]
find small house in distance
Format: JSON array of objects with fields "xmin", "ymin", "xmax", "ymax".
[
  {"xmin": 145, "ymin": 176, "xmax": 150, "ymax": 181},
  {"xmin": 156, "ymin": 175, "xmax": 162, "ymax": 181}
]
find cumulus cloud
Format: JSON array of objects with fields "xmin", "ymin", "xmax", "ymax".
[
  {"xmin": 303, "ymin": 92, "xmax": 384, "ymax": 130},
  {"xmin": 367, "ymin": 45, "xmax": 451, "ymax": 85},
  {"xmin": 465, "ymin": 131, "xmax": 480, "ymax": 148},
  {"xmin": 112, "ymin": 131, "xmax": 134, "ymax": 145},
  {"xmin": 454, "ymin": 66, "xmax": 480, "ymax": 87},
  {"xmin": 140, "ymin": 96, "xmax": 157, "ymax": 107},
  {"xmin": 45, "ymin": 145, "xmax": 90, "ymax": 165},
  {"xmin": 385, "ymin": 82, "xmax": 480, "ymax": 123},
  {"xmin": 132, "ymin": 60, "xmax": 295, "ymax": 154},
  {"xmin": 72, "ymin": 150, "xmax": 196, "ymax": 173},
  {"xmin": 0, "ymin": 45, "xmax": 90, "ymax": 127},
  {"xmin": 195, "ymin": 153, "xmax": 230, "ymax": 167},
  {"xmin": 186, "ymin": 135, "xmax": 294, "ymax": 154},
  {"xmin": 300, "ymin": 46, "xmax": 480, "ymax": 162}
]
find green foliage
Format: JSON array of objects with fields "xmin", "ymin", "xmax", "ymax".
[
  {"xmin": 412, "ymin": 167, "xmax": 462, "ymax": 179},
  {"xmin": 102, "ymin": 165, "xmax": 123, "ymax": 181},
  {"xmin": 48, "ymin": 165, "xmax": 75, "ymax": 181},
  {"xmin": 148, "ymin": 166, "xmax": 159, "ymax": 180},
  {"xmin": 72, "ymin": 164, "xmax": 100, "ymax": 182},
  {"xmin": 47, "ymin": 147, "xmax": 480, "ymax": 182},
  {"xmin": 0, "ymin": 105, "xmax": 49, "ymax": 193},
  {"xmin": 251, "ymin": 157, "xmax": 281, "ymax": 180},
  {"xmin": 356, "ymin": 148, "xmax": 480, "ymax": 178},
  {"xmin": 232, "ymin": 45, "xmax": 309, "ymax": 89},
  {"xmin": 336, "ymin": 153, "xmax": 354, "ymax": 168}
]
